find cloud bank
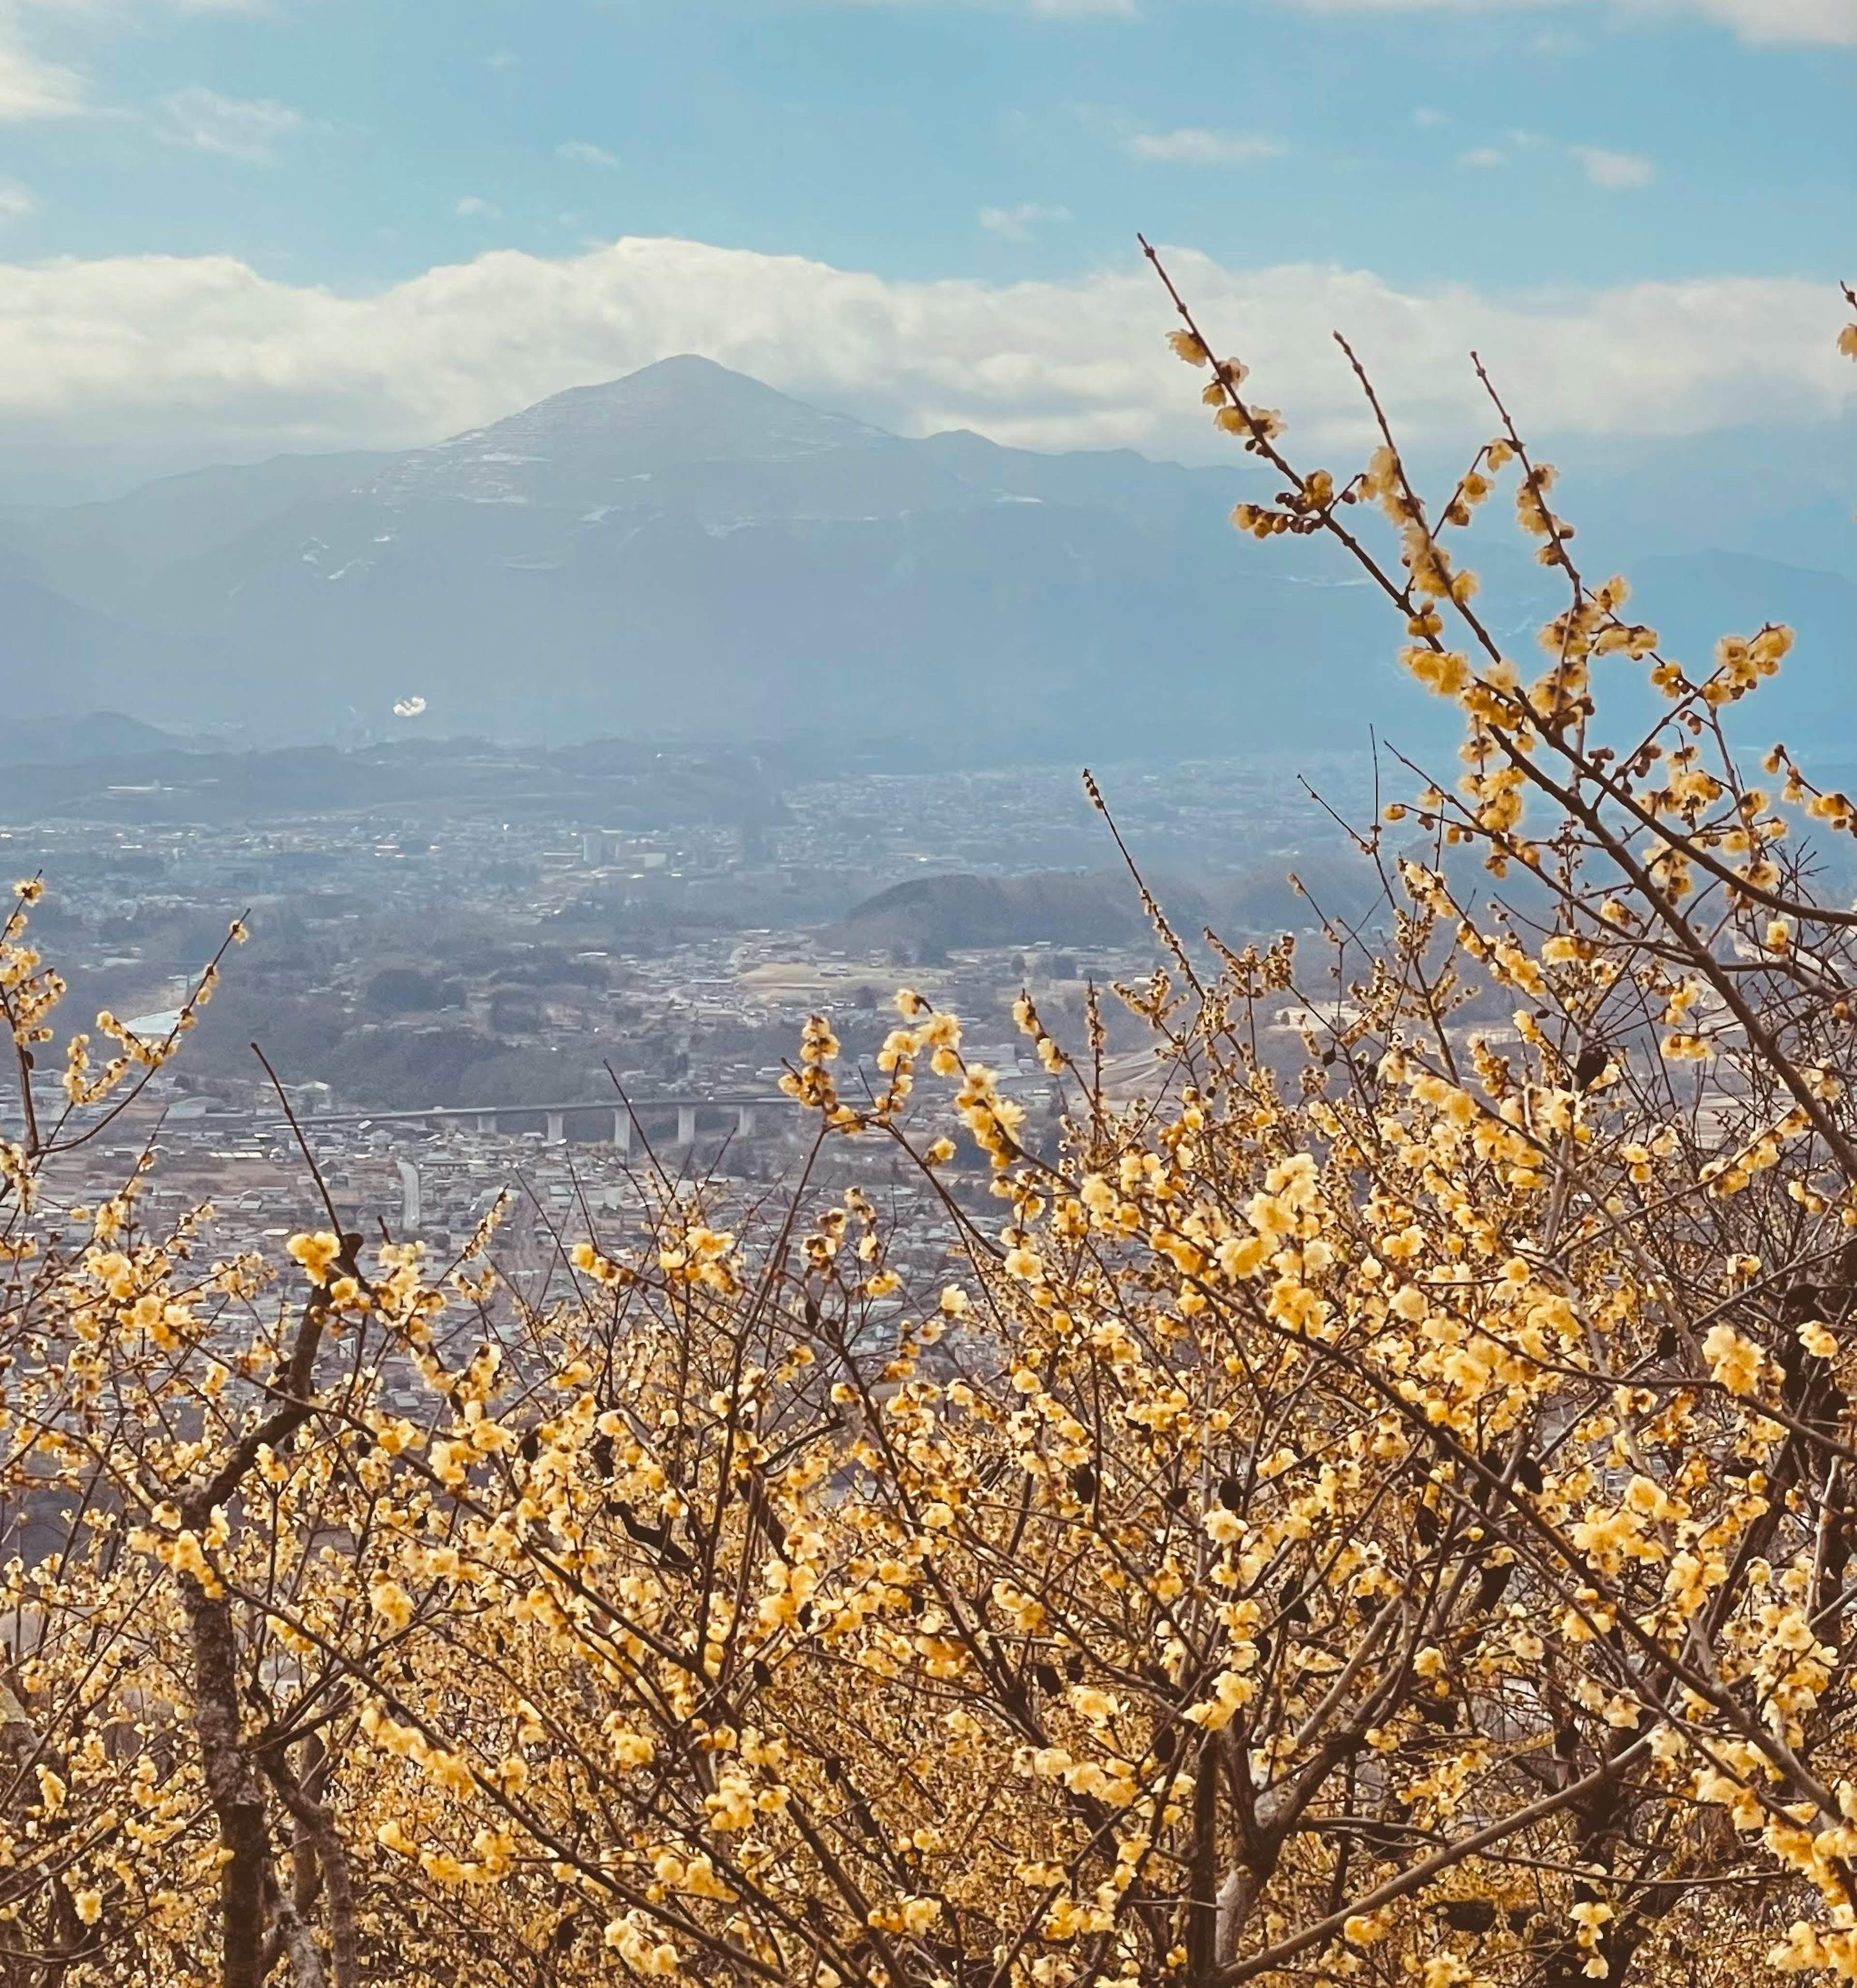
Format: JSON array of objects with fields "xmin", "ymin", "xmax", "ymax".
[
  {"xmin": 1282, "ymin": 0, "xmax": 1857, "ymax": 46},
  {"xmin": 845, "ymin": 0, "xmax": 1856, "ymax": 45},
  {"xmin": 0, "ymin": 236, "xmax": 1846, "ymax": 490}
]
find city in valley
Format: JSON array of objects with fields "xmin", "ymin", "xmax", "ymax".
[{"xmin": 1, "ymin": 729, "xmax": 1380, "ymax": 1317}]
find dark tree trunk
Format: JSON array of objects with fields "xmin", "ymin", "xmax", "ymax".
[{"xmin": 180, "ymin": 1575, "xmax": 270, "ymax": 1988}]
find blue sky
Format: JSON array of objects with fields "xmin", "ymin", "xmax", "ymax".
[
  {"xmin": 8, "ymin": 0, "xmax": 1849, "ymax": 286},
  {"xmin": 0, "ymin": 0, "xmax": 1851, "ymax": 497}
]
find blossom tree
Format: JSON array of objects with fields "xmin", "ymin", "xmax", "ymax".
[{"xmin": 1, "ymin": 279, "xmax": 1856, "ymax": 1988}]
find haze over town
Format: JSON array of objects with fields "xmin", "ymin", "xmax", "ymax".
[
  {"xmin": 6, "ymin": 5, "xmax": 1857, "ymax": 1984},
  {"xmin": 1, "ymin": 0, "xmax": 1851, "ymax": 1268}
]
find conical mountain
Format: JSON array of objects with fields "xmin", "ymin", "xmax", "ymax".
[
  {"xmin": 2, "ymin": 356, "xmax": 1847, "ymax": 756},
  {"xmin": 368, "ymin": 355, "xmax": 949, "ymax": 516}
]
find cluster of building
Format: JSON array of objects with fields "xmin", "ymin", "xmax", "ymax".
[{"xmin": 1, "ymin": 739, "xmax": 1365, "ymax": 1317}]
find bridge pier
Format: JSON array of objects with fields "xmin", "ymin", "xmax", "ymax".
[{"xmin": 276, "ymin": 1094, "xmax": 781, "ymax": 1150}]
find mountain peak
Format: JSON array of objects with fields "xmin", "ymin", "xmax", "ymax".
[
  {"xmin": 513, "ymin": 354, "xmax": 892, "ymax": 452},
  {"xmin": 367, "ymin": 356, "xmax": 897, "ymax": 509},
  {"xmin": 530, "ymin": 352, "xmax": 833, "ymax": 417}
]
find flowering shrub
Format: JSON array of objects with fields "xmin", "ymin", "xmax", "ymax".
[{"xmin": 1, "ymin": 280, "xmax": 1856, "ymax": 1988}]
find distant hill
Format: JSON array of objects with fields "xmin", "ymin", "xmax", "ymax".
[
  {"xmin": 0, "ymin": 555, "xmax": 246, "ymax": 726},
  {"xmin": 833, "ymin": 859, "xmax": 1386, "ymax": 961},
  {"xmin": 834, "ymin": 874, "xmax": 1150, "ymax": 961},
  {"xmin": 1, "ymin": 357, "xmax": 1850, "ymax": 757},
  {"xmin": 1625, "ymin": 550, "xmax": 1857, "ymax": 742},
  {"xmin": 0, "ymin": 710, "xmax": 178, "ymax": 766},
  {"xmin": 15, "ymin": 451, "xmax": 389, "ymax": 621}
]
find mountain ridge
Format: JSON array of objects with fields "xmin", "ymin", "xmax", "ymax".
[{"xmin": 1, "ymin": 356, "xmax": 1850, "ymax": 757}]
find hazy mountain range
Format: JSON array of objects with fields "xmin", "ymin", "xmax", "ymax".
[{"xmin": 1, "ymin": 356, "xmax": 1850, "ymax": 761}]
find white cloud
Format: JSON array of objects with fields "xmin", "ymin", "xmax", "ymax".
[
  {"xmin": 1, "ymin": 2, "xmax": 289, "ymax": 127},
  {"xmin": 1412, "ymin": 105, "xmax": 1449, "ymax": 126},
  {"xmin": 0, "ymin": 178, "xmax": 32, "ymax": 219},
  {"xmin": 834, "ymin": 0, "xmax": 1137, "ymax": 10},
  {"xmin": 0, "ymin": 33, "xmax": 84, "ymax": 118},
  {"xmin": 455, "ymin": 195, "xmax": 501, "ymax": 219},
  {"xmin": 1572, "ymin": 143, "xmax": 1655, "ymax": 188},
  {"xmin": 1277, "ymin": 0, "xmax": 1857, "ymax": 47},
  {"xmin": 1458, "ymin": 145, "xmax": 1505, "ymax": 168},
  {"xmin": 1638, "ymin": 0, "xmax": 1856, "ymax": 39},
  {"xmin": 978, "ymin": 200, "xmax": 1070, "ymax": 238},
  {"xmin": 1123, "ymin": 127, "xmax": 1283, "ymax": 164},
  {"xmin": 7, "ymin": 1, "xmax": 267, "ymax": 17},
  {"xmin": 0, "ymin": 237, "xmax": 1845, "ymax": 484},
  {"xmin": 944, "ymin": 0, "xmax": 1142, "ymax": 9},
  {"xmin": 834, "ymin": 0, "xmax": 1853, "ymax": 35},
  {"xmin": 558, "ymin": 139, "xmax": 619, "ymax": 168},
  {"xmin": 158, "ymin": 84, "xmax": 307, "ymax": 163}
]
